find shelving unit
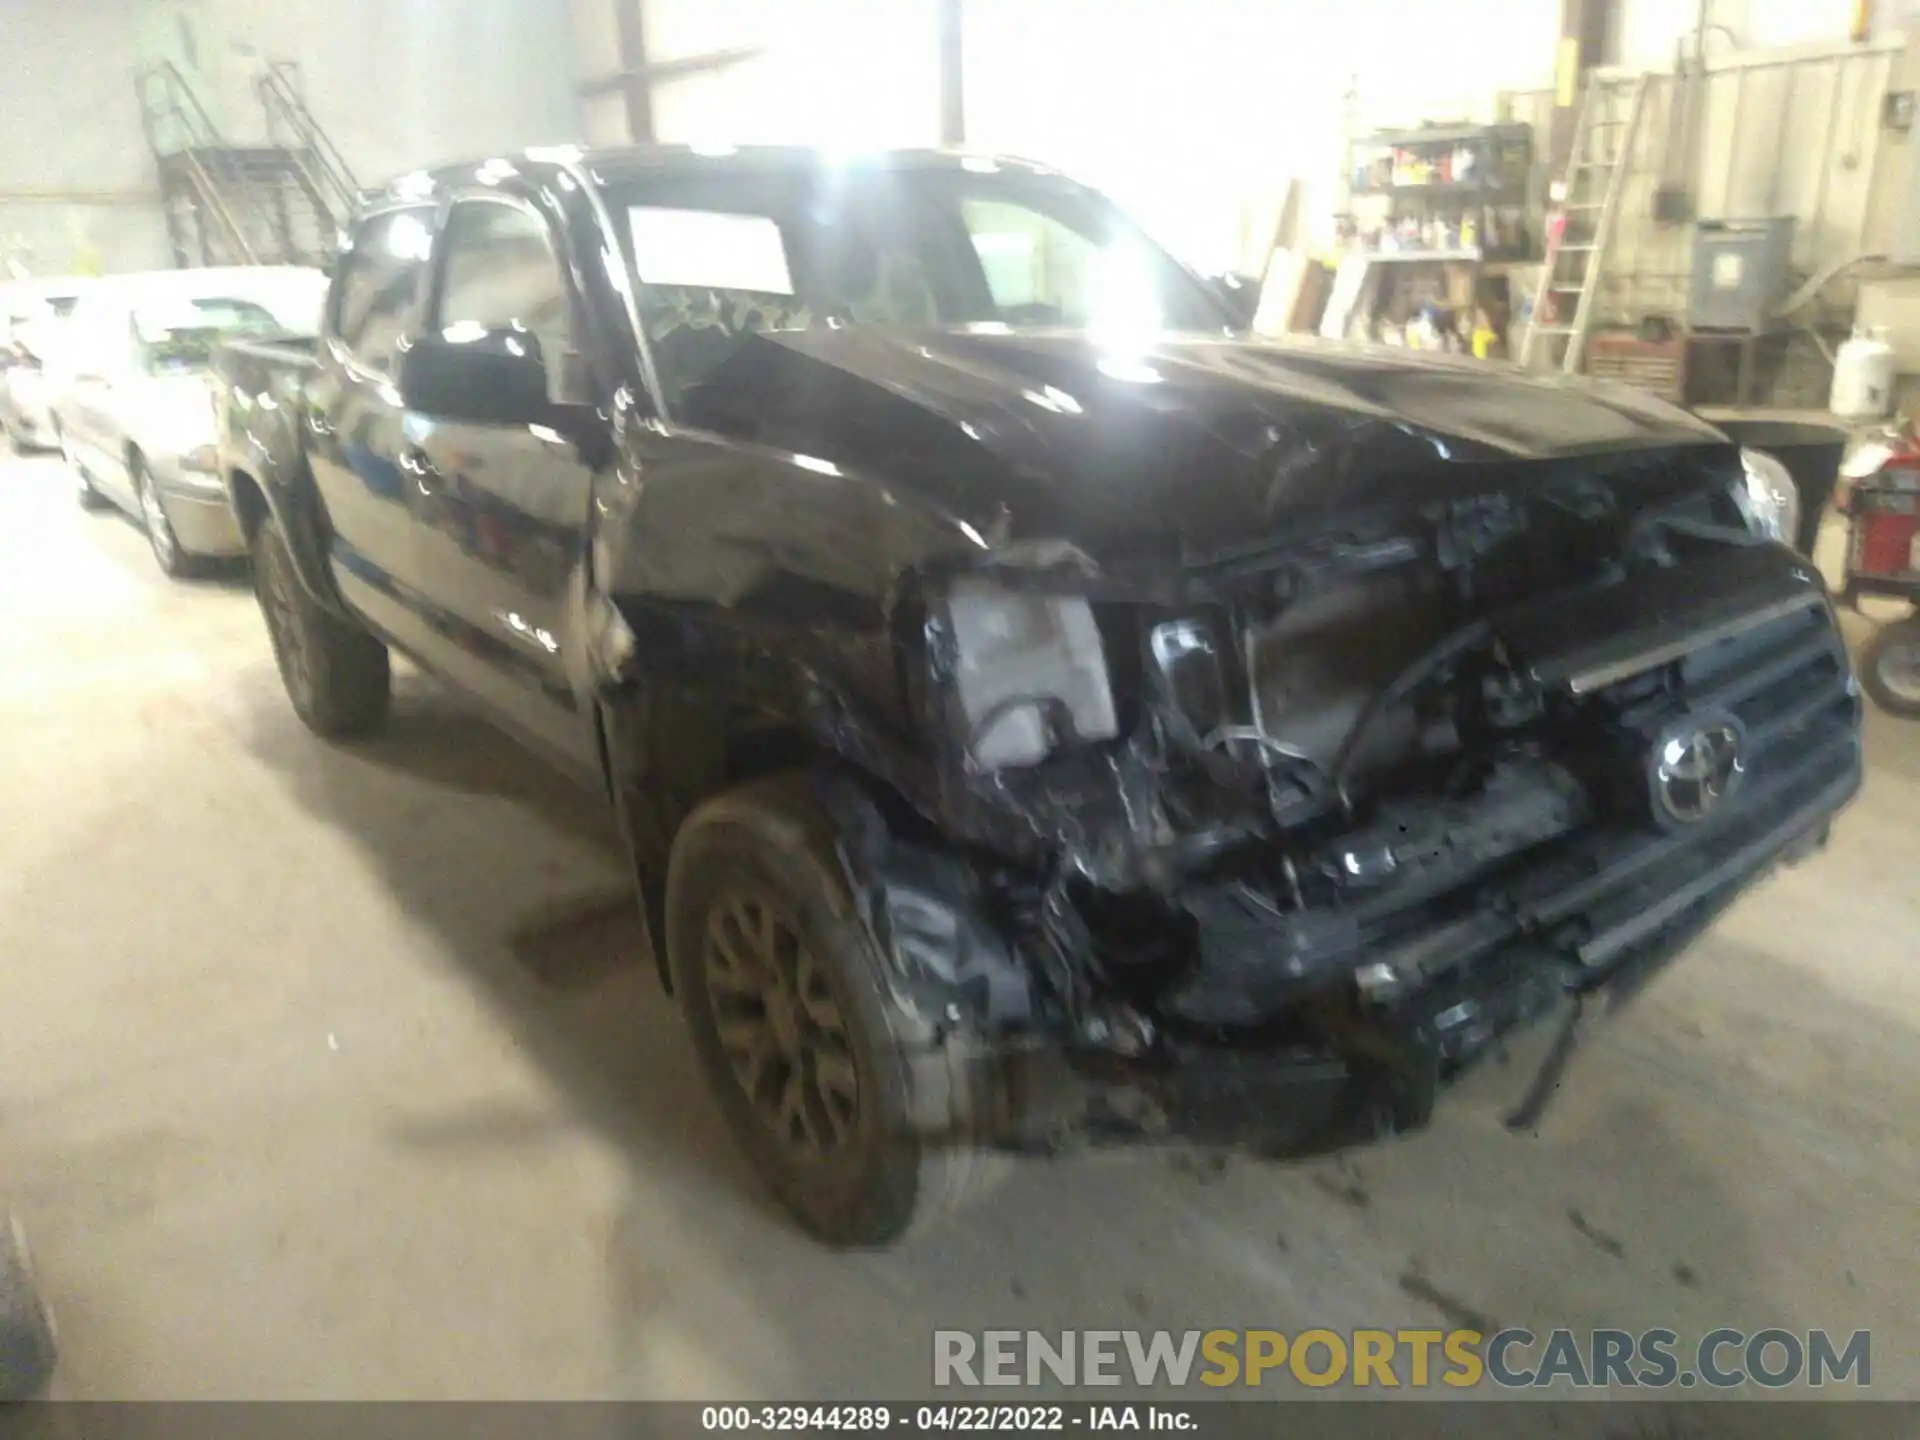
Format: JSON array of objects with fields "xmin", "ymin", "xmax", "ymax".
[
  {"xmin": 1342, "ymin": 121, "xmax": 1536, "ymax": 261},
  {"xmin": 1330, "ymin": 120, "xmax": 1541, "ymax": 355},
  {"xmin": 1365, "ymin": 248, "xmax": 1486, "ymax": 264},
  {"xmin": 1351, "ymin": 181, "xmax": 1529, "ymax": 202}
]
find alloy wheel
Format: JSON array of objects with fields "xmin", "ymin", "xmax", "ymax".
[
  {"xmin": 1876, "ymin": 633, "xmax": 1920, "ymax": 707},
  {"xmin": 138, "ymin": 465, "xmax": 178, "ymax": 570},
  {"xmin": 701, "ymin": 888, "xmax": 860, "ymax": 1159}
]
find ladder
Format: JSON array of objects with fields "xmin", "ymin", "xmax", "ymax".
[{"xmin": 1520, "ymin": 73, "xmax": 1649, "ymax": 374}]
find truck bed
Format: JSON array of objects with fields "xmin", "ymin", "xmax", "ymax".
[
  {"xmin": 215, "ymin": 334, "xmax": 320, "ymax": 387},
  {"xmin": 211, "ymin": 335, "xmax": 325, "ymax": 565}
]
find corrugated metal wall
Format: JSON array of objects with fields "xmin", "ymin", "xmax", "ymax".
[{"xmin": 1593, "ymin": 34, "xmax": 1910, "ymax": 329}]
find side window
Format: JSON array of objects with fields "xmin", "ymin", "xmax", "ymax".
[
  {"xmin": 330, "ymin": 207, "xmax": 434, "ymax": 371},
  {"xmin": 433, "ymin": 199, "xmax": 572, "ymax": 391},
  {"xmin": 959, "ymin": 198, "xmax": 1098, "ymax": 325}
]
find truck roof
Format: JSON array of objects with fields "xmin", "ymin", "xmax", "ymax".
[{"xmin": 366, "ymin": 144, "xmax": 1062, "ymax": 208}]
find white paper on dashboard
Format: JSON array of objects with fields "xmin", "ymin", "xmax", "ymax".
[{"xmin": 628, "ymin": 208, "xmax": 794, "ymax": 295}]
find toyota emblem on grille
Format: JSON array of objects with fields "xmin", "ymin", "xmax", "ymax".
[{"xmin": 1652, "ymin": 718, "xmax": 1744, "ymax": 825}]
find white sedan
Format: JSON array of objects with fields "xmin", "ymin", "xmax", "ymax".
[
  {"xmin": 1, "ymin": 277, "xmax": 91, "ymax": 451},
  {"xmin": 52, "ymin": 266, "xmax": 325, "ymax": 577}
]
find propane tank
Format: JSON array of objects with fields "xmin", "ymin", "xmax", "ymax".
[{"xmin": 1831, "ymin": 327, "xmax": 1898, "ymax": 420}]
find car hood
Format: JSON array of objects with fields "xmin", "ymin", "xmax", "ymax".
[{"xmin": 688, "ymin": 327, "xmax": 1731, "ymax": 556}]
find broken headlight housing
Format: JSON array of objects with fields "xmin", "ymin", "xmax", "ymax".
[
  {"xmin": 1734, "ymin": 447, "xmax": 1801, "ymax": 546},
  {"xmin": 942, "ymin": 577, "xmax": 1119, "ymax": 770}
]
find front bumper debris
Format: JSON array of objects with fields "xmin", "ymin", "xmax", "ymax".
[{"xmin": 886, "ymin": 737, "xmax": 1855, "ymax": 1159}]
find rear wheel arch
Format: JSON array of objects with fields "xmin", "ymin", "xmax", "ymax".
[
  {"xmin": 231, "ymin": 460, "xmax": 353, "ymax": 619},
  {"xmin": 252, "ymin": 510, "xmax": 391, "ymax": 738}
]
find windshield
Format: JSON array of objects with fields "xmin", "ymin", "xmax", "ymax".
[
  {"xmin": 132, "ymin": 296, "xmax": 287, "ymax": 374},
  {"xmin": 607, "ymin": 163, "xmax": 1229, "ymax": 405}
]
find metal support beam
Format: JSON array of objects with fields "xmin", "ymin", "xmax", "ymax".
[
  {"xmin": 578, "ymin": 46, "xmax": 761, "ymax": 98},
  {"xmin": 937, "ymin": 0, "xmax": 964, "ymax": 146},
  {"xmin": 1552, "ymin": 0, "xmax": 1616, "ymax": 174},
  {"xmin": 610, "ymin": 0, "xmax": 654, "ymax": 143}
]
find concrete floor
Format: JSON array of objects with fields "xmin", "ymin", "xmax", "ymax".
[{"xmin": 1, "ymin": 448, "xmax": 1917, "ymax": 1403}]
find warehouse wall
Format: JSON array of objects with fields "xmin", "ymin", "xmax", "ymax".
[
  {"xmin": 600, "ymin": 0, "xmax": 1899, "ymax": 288},
  {"xmin": 963, "ymin": 0, "xmax": 1560, "ymax": 273},
  {"xmin": 2, "ymin": 0, "xmax": 581, "ymax": 278},
  {"xmin": 593, "ymin": 0, "xmax": 1563, "ymax": 273},
  {"xmin": 1, "ymin": 0, "xmax": 172, "ymax": 277},
  {"xmin": 146, "ymin": 0, "xmax": 582, "ymax": 181},
  {"xmin": 648, "ymin": 0, "xmax": 940, "ymax": 149},
  {"xmin": 1596, "ymin": 31, "xmax": 1912, "ymax": 328},
  {"xmin": 1617, "ymin": 0, "xmax": 1889, "ymax": 69}
]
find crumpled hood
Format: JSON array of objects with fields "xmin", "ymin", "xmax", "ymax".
[{"xmin": 688, "ymin": 327, "xmax": 1731, "ymax": 555}]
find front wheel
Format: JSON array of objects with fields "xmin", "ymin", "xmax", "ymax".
[
  {"xmin": 134, "ymin": 455, "xmax": 196, "ymax": 578},
  {"xmin": 1860, "ymin": 615, "xmax": 1920, "ymax": 718},
  {"xmin": 252, "ymin": 512, "xmax": 391, "ymax": 738},
  {"xmin": 665, "ymin": 773, "xmax": 995, "ymax": 1246}
]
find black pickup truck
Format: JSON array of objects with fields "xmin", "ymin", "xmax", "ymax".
[{"xmin": 214, "ymin": 145, "xmax": 1861, "ymax": 1246}]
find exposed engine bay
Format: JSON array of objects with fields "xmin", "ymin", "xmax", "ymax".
[{"xmin": 830, "ymin": 447, "xmax": 1859, "ymax": 1140}]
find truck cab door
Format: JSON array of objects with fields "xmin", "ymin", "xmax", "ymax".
[
  {"xmin": 304, "ymin": 204, "xmax": 441, "ymax": 660},
  {"xmin": 400, "ymin": 192, "xmax": 602, "ymax": 777}
]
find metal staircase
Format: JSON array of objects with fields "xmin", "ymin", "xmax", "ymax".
[
  {"xmin": 256, "ymin": 61, "xmax": 360, "ymax": 239},
  {"xmin": 137, "ymin": 60, "xmax": 358, "ymax": 270}
]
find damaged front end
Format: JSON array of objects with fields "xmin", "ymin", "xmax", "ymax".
[{"xmin": 823, "ymin": 446, "xmax": 1862, "ymax": 1156}]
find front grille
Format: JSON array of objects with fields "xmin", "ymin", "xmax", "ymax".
[
  {"xmin": 1164, "ymin": 563, "xmax": 1861, "ymax": 1041},
  {"xmin": 1368, "ymin": 597, "xmax": 1860, "ymax": 996}
]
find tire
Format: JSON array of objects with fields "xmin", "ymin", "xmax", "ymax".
[
  {"xmin": 62, "ymin": 425, "xmax": 107, "ymax": 511},
  {"xmin": 1860, "ymin": 615, "xmax": 1920, "ymax": 718},
  {"xmin": 666, "ymin": 773, "xmax": 994, "ymax": 1247},
  {"xmin": 251, "ymin": 511, "xmax": 391, "ymax": 738},
  {"xmin": 134, "ymin": 454, "xmax": 198, "ymax": 579},
  {"xmin": 0, "ymin": 1218, "xmax": 56, "ymax": 1401}
]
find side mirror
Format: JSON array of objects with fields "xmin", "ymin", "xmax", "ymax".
[{"xmin": 399, "ymin": 329, "xmax": 554, "ymax": 426}]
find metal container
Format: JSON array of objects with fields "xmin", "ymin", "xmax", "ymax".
[
  {"xmin": 1830, "ymin": 329, "xmax": 1898, "ymax": 420},
  {"xmin": 1688, "ymin": 218, "xmax": 1796, "ymax": 333},
  {"xmin": 1587, "ymin": 331, "xmax": 1688, "ymax": 404}
]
